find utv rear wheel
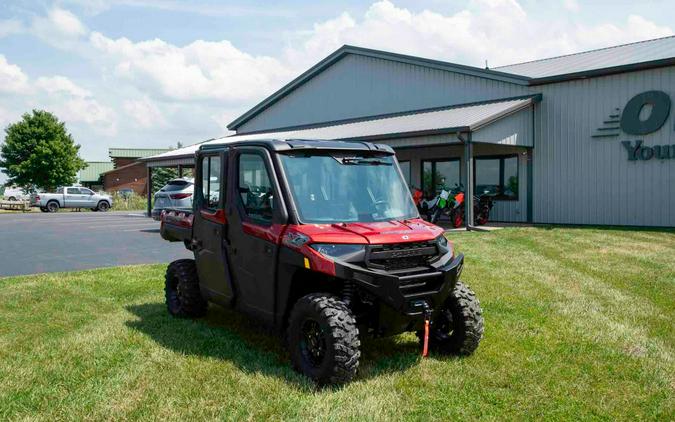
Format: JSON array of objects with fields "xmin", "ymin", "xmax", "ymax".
[
  {"xmin": 165, "ymin": 259, "xmax": 207, "ymax": 318},
  {"xmin": 287, "ymin": 294, "xmax": 360, "ymax": 385},
  {"xmin": 420, "ymin": 281, "xmax": 483, "ymax": 355}
]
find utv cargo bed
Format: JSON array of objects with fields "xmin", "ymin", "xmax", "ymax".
[{"xmin": 159, "ymin": 208, "xmax": 193, "ymax": 243}]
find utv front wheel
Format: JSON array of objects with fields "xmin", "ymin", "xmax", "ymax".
[
  {"xmin": 420, "ymin": 281, "xmax": 484, "ymax": 355},
  {"xmin": 165, "ymin": 259, "xmax": 207, "ymax": 318},
  {"xmin": 287, "ymin": 294, "xmax": 360, "ymax": 385}
]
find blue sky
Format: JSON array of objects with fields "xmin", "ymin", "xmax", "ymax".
[{"xmin": 0, "ymin": 0, "xmax": 673, "ymax": 181}]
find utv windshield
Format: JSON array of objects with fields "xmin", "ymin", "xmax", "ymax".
[{"xmin": 279, "ymin": 152, "xmax": 418, "ymax": 223}]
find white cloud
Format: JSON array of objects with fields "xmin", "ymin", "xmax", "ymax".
[
  {"xmin": 0, "ymin": 55, "xmax": 29, "ymax": 93},
  {"xmin": 123, "ymin": 96, "xmax": 167, "ymax": 128},
  {"xmin": 89, "ymin": 32, "xmax": 295, "ymax": 104},
  {"xmin": 573, "ymin": 15, "xmax": 673, "ymax": 50},
  {"xmin": 31, "ymin": 8, "xmax": 88, "ymax": 48},
  {"xmin": 32, "ymin": 76, "xmax": 117, "ymax": 135},
  {"xmin": 563, "ymin": 0, "xmax": 580, "ymax": 13},
  {"xmin": 0, "ymin": 105, "xmax": 20, "ymax": 128},
  {"xmin": 57, "ymin": 97, "xmax": 116, "ymax": 132},
  {"xmin": 282, "ymin": 0, "xmax": 674, "ymax": 69},
  {"xmin": 0, "ymin": 19, "xmax": 24, "ymax": 38},
  {"xmin": 35, "ymin": 75, "xmax": 92, "ymax": 97}
]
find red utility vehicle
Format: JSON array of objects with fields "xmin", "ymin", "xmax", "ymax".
[{"xmin": 160, "ymin": 138, "xmax": 483, "ymax": 385}]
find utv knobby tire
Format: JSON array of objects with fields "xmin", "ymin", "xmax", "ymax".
[
  {"xmin": 420, "ymin": 281, "xmax": 483, "ymax": 355},
  {"xmin": 287, "ymin": 294, "xmax": 360, "ymax": 385},
  {"xmin": 165, "ymin": 259, "xmax": 207, "ymax": 318}
]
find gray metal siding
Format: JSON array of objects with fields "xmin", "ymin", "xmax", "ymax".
[
  {"xmin": 239, "ymin": 54, "xmax": 529, "ymax": 133},
  {"xmin": 472, "ymin": 106, "xmax": 533, "ymax": 147},
  {"xmin": 533, "ymin": 65, "xmax": 675, "ymax": 227}
]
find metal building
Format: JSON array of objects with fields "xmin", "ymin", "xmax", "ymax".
[{"xmin": 148, "ymin": 36, "xmax": 675, "ymax": 227}]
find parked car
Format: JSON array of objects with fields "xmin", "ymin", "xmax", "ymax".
[
  {"xmin": 116, "ymin": 188, "xmax": 135, "ymax": 199},
  {"xmin": 32, "ymin": 186, "xmax": 113, "ymax": 212},
  {"xmin": 151, "ymin": 178, "xmax": 194, "ymax": 220},
  {"xmin": 2, "ymin": 186, "xmax": 29, "ymax": 202},
  {"xmin": 159, "ymin": 139, "xmax": 483, "ymax": 385}
]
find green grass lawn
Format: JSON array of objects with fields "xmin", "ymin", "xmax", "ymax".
[{"xmin": 0, "ymin": 227, "xmax": 673, "ymax": 420}]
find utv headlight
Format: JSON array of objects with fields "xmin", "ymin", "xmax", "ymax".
[
  {"xmin": 310, "ymin": 244, "xmax": 366, "ymax": 262},
  {"xmin": 435, "ymin": 235, "xmax": 452, "ymax": 256}
]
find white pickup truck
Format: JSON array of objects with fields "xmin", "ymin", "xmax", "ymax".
[{"xmin": 32, "ymin": 187, "xmax": 113, "ymax": 213}]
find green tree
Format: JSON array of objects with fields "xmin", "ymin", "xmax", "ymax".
[
  {"xmin": 151, "ymin": 167, "xmax": 178, "ymax": 194},
  {"xmin": 0, "ymin": 110, "xmax": 86, "ymax": 191}
]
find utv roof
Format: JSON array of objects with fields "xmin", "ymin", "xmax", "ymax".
[{"xmin": 199, "ymin": 138, "xmax": 395, "ymax": 154}]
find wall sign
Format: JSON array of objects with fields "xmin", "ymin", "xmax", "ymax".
[{"xmin": 593, "ymin": 90, "xmax": 673, "ymax": 161}]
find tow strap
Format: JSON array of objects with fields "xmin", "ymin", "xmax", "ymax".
[{"xmin": 422, "ymin": 308, "xmax": 432, "ymax": 357}]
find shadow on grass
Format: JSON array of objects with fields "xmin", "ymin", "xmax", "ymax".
[{"xmin": 125, "ymin": 302, "xmax": 420, "ymax": 390}]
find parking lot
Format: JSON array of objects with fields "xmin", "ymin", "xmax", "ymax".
[{"xmin": 0, "ymin": 212, "xmax": 191, "ymax": 277}]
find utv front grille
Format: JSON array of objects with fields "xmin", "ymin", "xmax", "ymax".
[{"xmin": 365, "ymin": 241, "xmax": 438, "ymax": 272}]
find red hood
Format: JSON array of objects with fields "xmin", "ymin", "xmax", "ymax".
[{"xmin": 289, "ymin": 218, "xmax": 443, "ymax": 244}]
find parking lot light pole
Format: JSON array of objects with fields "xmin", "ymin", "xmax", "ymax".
[{"xmin": 146, "ymin": 166, "xmax": 153, "ymax": 218}]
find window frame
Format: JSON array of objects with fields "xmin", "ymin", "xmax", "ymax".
[
  {"xmin": 473, "ymin": 154, "xmax": 520, "ymax": 201},
  {"xmin": 420, "ymin": 158, "xmax": 461, "ymax": 196},
  {"xmin": 234, "ymin": 149, "xmax": 278, "ymax": 227},
  {"xmin": 198, "ymin": 153, "xmax": 224, "ymax": 211},
  {"xmin": 398, "ymin": 160, "xmax": 411, "ymax": 188}
]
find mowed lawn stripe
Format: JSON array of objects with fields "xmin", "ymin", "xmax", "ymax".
[{"xmin": 0, "ymin": 227, "xmax": 672, "ymax": 420}]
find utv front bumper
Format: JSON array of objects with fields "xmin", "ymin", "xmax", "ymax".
[{"xmin": 333, "ymin": 252, "xmax": 464, "ymax": 317}]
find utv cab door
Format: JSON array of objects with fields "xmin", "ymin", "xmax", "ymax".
[
  {"xmin": 193, "ymin": 151, "xmax": 234, "ymax": 305},
  {"xmin": 225, "ymin": 147, "xmax": 287, "ymax": 323}
]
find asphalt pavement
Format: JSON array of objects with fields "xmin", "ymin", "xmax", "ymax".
[{"xmin": 0, "ymin": 211, "xmax": 192, "ymax": 277}]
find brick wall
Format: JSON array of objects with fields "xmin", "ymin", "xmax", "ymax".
[{"xmin": 103, "ymin": 161, "xmax": 147, "ymax": 195}]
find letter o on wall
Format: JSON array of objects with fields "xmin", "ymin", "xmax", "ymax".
[
  {"xmin": 620, "ymin": 90, "xmax": 671, "ymax": 135},
  {"xmin": 640, "ymin": 146, "xmax": 654, "ymax": 160}
]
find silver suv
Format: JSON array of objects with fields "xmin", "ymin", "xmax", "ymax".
[{"xmin": 152, "ymin": 178, "xmax": 194, "ymax": 220}]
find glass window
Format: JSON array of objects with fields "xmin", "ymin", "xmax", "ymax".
[
  {"xmin": 162, "ymin": 180, "xmax": 191, "ymax": 192},
  {"xmin": 67, "ymin": 188, "xmax": 82, "ymax": 194},
  {"xmin": 80, "ymin": 188, "xmax": 93, "ymax": 195},
  {"xmin": 200, "ymin": 155, "xmax": 221, "ymax": 209},
  {"xmin": 279, "ymin": 153, "xmax": 417, "ymax": 224},
  {"xmin": 238, "ymin": 153, "xmax": 274, "ymax": 223},
  {"xmin": 474, "ymin": 155, "xmax": 518, "ymax": 200},
  {"xmin": 398, "ymin": 160, "xmax": 411, "ymax": 187},
  {"xmin": 422, "ymin": 159, "xmax": 460, "ymax": 197},
  {"xmin": 56, "ymin": 187, "xmax": 63, "ymax": 194}
]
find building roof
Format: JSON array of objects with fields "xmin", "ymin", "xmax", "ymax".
[
  {"xmin": 227, "ymin": 36, "xmax": 675, "ymax": 130},
  {"xmin": 495, "ymin": 35, "xmax": 675, "ymax": 80},
  {"xmin": 108, "ymin": 148, "xmax": 170, "ymax": 159},
  {"xmin": 100, "ymin": 160, "xmax": 145, "ymax": 175},
  {"xmin": 147, "ymin": 95, "xmax": 539, "ymax": 162},
  {"xmin": 79, "ymin": 161, "xmax": 114, "ymax": 182},
  {"xmin": 227, "ymin": 45, "xmax": 530, "ymax": 131}
]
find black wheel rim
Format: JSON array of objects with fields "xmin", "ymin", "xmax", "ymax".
[
  {"xmin": 299, "ymin": 319, "xmax": 326, "ymax": 367},
  {"xmin": 48, "ymin": 203, "xmax": 57, "ymax": 212},
  {"xmin": 433, "ymin": 308, "xmax": 455, "ymax": 341}
]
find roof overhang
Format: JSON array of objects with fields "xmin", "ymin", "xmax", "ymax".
[{"xmin": 145, "ymin": 94, "xmax": 540, "ymax": 164}]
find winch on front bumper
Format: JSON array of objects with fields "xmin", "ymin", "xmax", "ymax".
[{"xmin": 333, "ymin": 244, "xmax": 464, "ymax": 317}]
